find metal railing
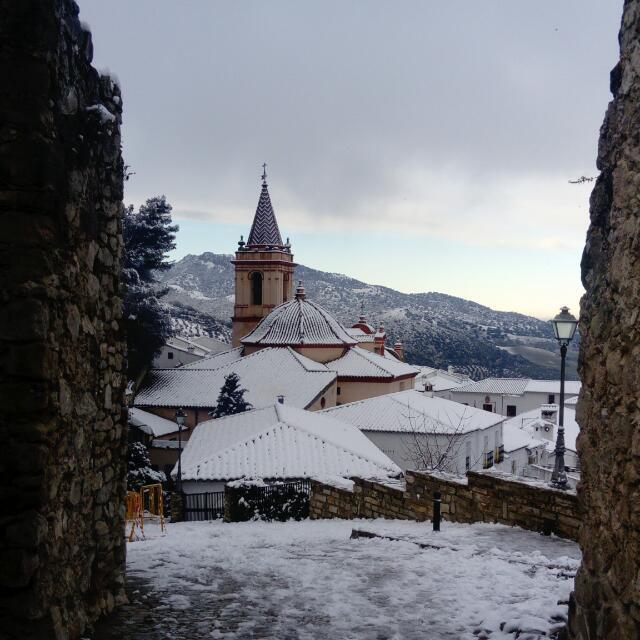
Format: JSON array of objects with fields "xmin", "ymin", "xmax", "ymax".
[{"xmin": 184, "ymin": 491, "xmax": 225, "ymax": 521}]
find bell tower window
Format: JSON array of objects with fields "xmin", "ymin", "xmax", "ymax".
[{"xmin": 250, "ymin": 272, "xmax": 263, "ymax": 305}]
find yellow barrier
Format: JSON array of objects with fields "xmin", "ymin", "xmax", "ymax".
[{"xmin": 125, "ymin": 483, "xmax": 165, "ymax": 542}]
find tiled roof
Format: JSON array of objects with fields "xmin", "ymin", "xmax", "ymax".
[
  {"xmin": 525, "ymin": 379, "xmax": 581, "ymax": 395},
  {"xmin": 134, "ymin": 347, "xmax": 336, "ymax": 409},
  {"xmin": 181, "ymin": 347, "xmax": 244, "ymax": 370},
  {"xmin": 179, "ymin": 403, "xmax": 401, "ymax": 482},
  {"xmin": 327, "ymin": 347, "xmax": 419, "ymax": 379},
  {"xmin": 451, "ymin": 378, "xmax": 582, "ymax": 396},
  {"xmin": 128, "ymin": 407, "xmax": 182, "ymax": 437},
  {"xmin": 451, "ymin": 378, "xmax": 530, "ymax": 395},
  {"xmin": 246, "ymin": 180, "xmax": 284, "ymax": 247},
  {"xmin": 241, "ymin": 297, "xmax": 356, "ymax": 347},
  {"xmin": 323, "ymin": 389, "xmax": 504, "ymax": 434},
  {"xmin": 346, "ymin": 328, "xmax": 375, "ymax": 343}
]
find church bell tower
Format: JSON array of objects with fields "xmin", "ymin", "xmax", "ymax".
[{"xmin": 231, "ymin": 167, "xmax": 296, "ymax": 346}]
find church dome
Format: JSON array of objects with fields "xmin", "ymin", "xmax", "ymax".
[{"xmin": 241, "ymin": 283, "xmax": 357, "ymax": 347}]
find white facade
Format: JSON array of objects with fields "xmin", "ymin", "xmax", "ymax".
[
  {"xmin": 153, "ymin": 337, "xmax": 212, "ymax": 368},
  {"xmin": 322, "ymin": 390, "xmax": 505, "ymax": 475},
  {"xmin": 362, "ymin": 423, "xmax": 503, "ymax": 475},
  {"xmin": 438, "ymin": 378, "xmax": 581, "ymax": 417}
]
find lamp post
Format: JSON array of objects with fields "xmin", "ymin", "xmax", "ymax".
[
  {"xmin": 550, "ymin": 306, "xmax": 579, "ymax": 489},
  {"xmin": 175, "ymin": 407, "xmax": 186, "ymax": 491}
]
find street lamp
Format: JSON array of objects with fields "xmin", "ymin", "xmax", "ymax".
[
  {"xmin": 550, "ymin": 306, "xmax": 579, "ymax": 489},
  {"xmin": 175, "ymin": 407, "xmax": 186, "ymax": 491}
]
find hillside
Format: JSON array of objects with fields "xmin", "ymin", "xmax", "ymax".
[{"xmin": 158, "ymin": 252, "xmax": 579, "ymax": 380}]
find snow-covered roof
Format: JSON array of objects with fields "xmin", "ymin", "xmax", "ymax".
[
  {"xmin": 181, "ymin": 347, "xmax": 244, "ymax": 370},
  {"xmin": 503, "ymin": 406, "xmax": 580, "ymax": 453},
  {"xmin": 165, "ymin": 336, "xmax": 211, "ymax": 357},
  {"xmin": 246, "ymin": 178, "xmax": 284, "ymax": 248},
  {"xmin": 346, "ymin": 327, "xmax": 375, "ymax": 343},
  {"xmin": 322, "ymin": 389, "xmax": 505, "ymax": 434},
  {"xmin": 414, "ymin": 366, "xmax": 469, "ymax": 392},
  {"xmin": 188, "ymin": 336, "xmax": 232, "ymax": 354},
  {"xmin": 179, "ymin": 403, "xmax": 401, "ymax": 482},
  {"xmin": 501, "ymin": 421, "xmax": 548, "ymax": 453},
  {"xmin": 327, "ymin": 347, "xmax": 419, "ymax": 380},
  {"xmin": 135, "ymin": 347, "xmax": 336, "ymax": 410},
  {"xmin": 241, "ymin": 294, "xmax": 356, "ymax": 347},
  {"xmin": 128, "ymin": 407, "xmax": 182, "ymax": 437},
  {"xmin": 564, "ymin": 395, "xmax": 579, "ymax": 406},
  {"xmin": 451, "ymin": 378, "xmax": 581, "ymax": 396}
]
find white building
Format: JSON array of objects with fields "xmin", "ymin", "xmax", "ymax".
[
  {"xmin": 153, "ymin": 335, "xmax": 230, "ymax": 368},
  {"xmin": 413, "ymin": 365, "xmax": 470, "ymax": 393},
  {"xmin": 439, "ymin": 377, "xmax": 581, "ymax": 417},
  {"xmin": 178, "ymin": 403, "xmax": 401, "ymax": 493},
  {"xmin": 135, "ymin": 346, "xmax": 338, "ymax": 428},
  {"xmin": 497, "ymin": 403, "xmax": 580, "ymax": 485},
  {"xmin": 322, "ymin": 389, "xmax": 505, "ymax": 475}
]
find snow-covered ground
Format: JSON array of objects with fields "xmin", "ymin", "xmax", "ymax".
[{"xmin": 104, "ymin": 519, "xmax": 579, "ymax": 639}]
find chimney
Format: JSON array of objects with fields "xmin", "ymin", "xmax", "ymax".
[
  {"xmin": 447, "ymin": 365, "xmax": 454, "ymax": 375},
  {"xmin": 374, "ymin": 324, "xmax": 386, "ymax": 356},
  {"xmin": 394, "ymin": 341, "xmax": 405, "ymax": 361}
]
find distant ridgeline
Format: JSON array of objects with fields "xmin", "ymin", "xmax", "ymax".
[{"xmin": 158, "ymin": 252, "xmax": 579, "ymax": 380}]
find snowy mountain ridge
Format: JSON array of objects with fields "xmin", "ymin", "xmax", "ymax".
[{"xmin": 158, "ymin": 252, "xmax": 578, "ymax": 379}]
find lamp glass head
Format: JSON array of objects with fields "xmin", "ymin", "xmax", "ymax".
[{"xmin": 552, "ymin": 306, "xmax": 579, "ymax": 343}]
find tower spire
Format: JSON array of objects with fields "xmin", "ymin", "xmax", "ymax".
[{"xmin": 246, "ymin": 165, "xmax": 283, "ymax": 247}]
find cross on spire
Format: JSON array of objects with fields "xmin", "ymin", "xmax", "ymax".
[{"xmin": 262, "ymin": 162, "xmax": 267, "ymax": 183}]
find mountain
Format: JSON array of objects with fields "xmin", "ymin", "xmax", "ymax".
[{"xmin": 158, "ymin": 252, "xmax": 579, "ymax": 380}]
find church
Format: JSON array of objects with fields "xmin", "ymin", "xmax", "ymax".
[{"xmin": 134, "ymin": 170, "xmax": 418, "ymax": 426}]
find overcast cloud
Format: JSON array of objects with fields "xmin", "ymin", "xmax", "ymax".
[{"xmin": 81, "ymin": 1, "xmax": 623, "ymax": 318}]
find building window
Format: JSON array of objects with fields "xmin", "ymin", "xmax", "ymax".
[
  {"xmin": 320, "ymin": 397, "xmax": 326, "ymax": 409},
  {"xmin": 548, "ymin": 394, "xmax": 555, "ymax": 404},
  {"xmin": 506, "ymin": 405, "xmax": 516, "ymax": 417},
  {"xmin": 168, "ymin": 351, "xmax": 174, "ymax": 360},
  {"xmin": 283, "ymin": 274, "xmax": 289, "ymax": 302},
  {"xmin": 483, "ymin": 451, "xmax": 494, "ymax": 469},
  {"xmin": 337, "ymin": 387, "xmax": 341, "ymax": 396},
  {"xmin": 250, "ymin": 272, "xmax": 263, "ymax": 305},
  {"xmin": 482, "ymin": 403, "xmax": 493, "ymax": 412}
]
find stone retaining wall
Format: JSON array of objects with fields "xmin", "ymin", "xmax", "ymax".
[
  {"xmin": 0, "ymin": 2, "xmax": 126, "ymax": 637},
  {"xmin": 310, "ymin": 470, "xmax": 581, "ymax": 541}
]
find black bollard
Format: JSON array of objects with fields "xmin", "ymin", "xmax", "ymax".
[{"xmin": 433, "ymin": 491, "xmax": 441, "ymax": 532}]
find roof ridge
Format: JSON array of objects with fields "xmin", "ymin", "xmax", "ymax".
[{"xmin": 351, "ymin": 347, "xmax": 391, "ymax": 376}]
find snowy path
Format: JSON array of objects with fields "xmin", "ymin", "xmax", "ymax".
[{"xmin": 94, "ymin": 519, "xmax": 579, "ymax": 640}]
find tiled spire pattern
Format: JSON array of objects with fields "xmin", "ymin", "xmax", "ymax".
[{"xmin": 246, "ymin": 178, "xmax": 284, "ymax": 247}]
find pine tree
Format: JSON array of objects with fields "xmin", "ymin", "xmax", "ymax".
[
  {"xmin": 123, "ymin": 196, "xmax": 178, "ymax": 282},
  {"xmin": 212, "ymin": 373, "xmax": 252, "ymax": 418},
  {"xmin": 122, "ymin": 196, "xmax": 178, "ymax": 377},
  {"xmin": 127, "ymin": 441, "xmax": 166, "ymax": 491}
]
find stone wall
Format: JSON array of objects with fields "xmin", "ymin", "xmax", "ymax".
[
  {"xmin": 310, "ymin": 471, "xmax": 581, "ymax": 541},
  {"xmin": 570, "ymin": 1, "xmax": 640, "ymax": 638},
  {"xmin": 0, "ymin": 1, "xmax": 127, "ymax": 638}
]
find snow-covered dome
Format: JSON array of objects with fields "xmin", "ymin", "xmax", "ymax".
[{"xmin": 241, "ymin": 283, "xmax": 357, "ymax": 347}]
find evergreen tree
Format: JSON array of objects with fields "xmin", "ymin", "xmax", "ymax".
[
  {"xmin": 127, "ymin": 441, "xmax": 166, "ymax": 491},
  {"xmin": 122, "ymin": 196, "xmax": 178, "ymax": 378},
  {"xmin": 123, "ymin": 196, "xmax": 178, "ymax": 282},
  {"xmin": 212, "ymin": 373, "xmax": 252, "ymax": 418}
]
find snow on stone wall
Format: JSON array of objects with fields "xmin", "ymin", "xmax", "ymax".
[{"xmin": 310, "ymin": 471, "xmax": 581, "ymax": 541}]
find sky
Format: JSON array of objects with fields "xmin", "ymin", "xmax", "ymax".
[{"xmin": 81, "ymin": 1, "xmax": 623, "ymax": 320}]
